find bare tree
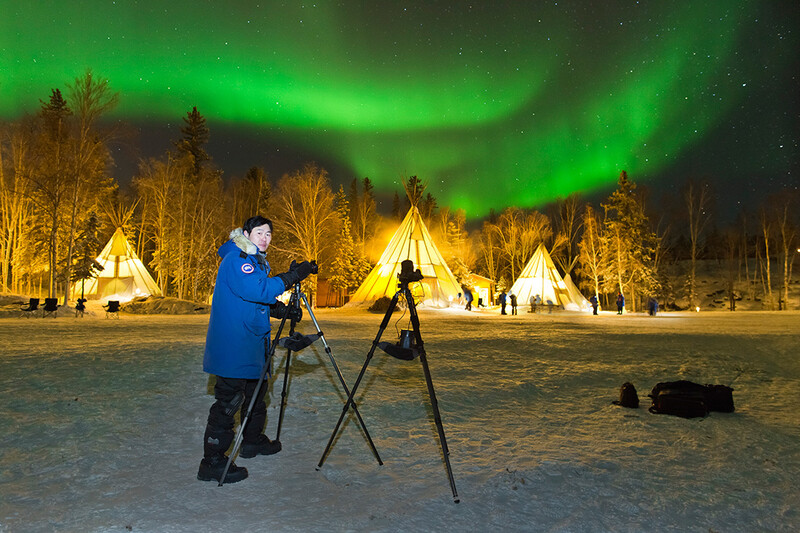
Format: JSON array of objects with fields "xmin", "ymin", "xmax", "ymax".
[
  {"xmin": 476, "ymin": 218, "xmax": 501, "ymax": 283},
  {"xmin": 229, "ymin": 167, "xmax": 271, "ymax": 228},
  {"xmin": 758, "ymin": 207, "xmax": 774, "ymax": 309},
  {"xmin": 768, "ymin": 191, "xmax": 798, "ymax": 310},
  {"xmin": 134, "ymin": 155, "xmax": 189, "ymax": 294},
  {"xmin": 274, "ymin": 163, "xmax": 337, "ymax": 305},
  {"xmin": 683, "ymin": 179, "xmax": 711, "ymax": 309},
  {"xmin": 577, "ymin": 204, "xmax": 603, "ymax": 301},
  {"xmin": 1, "ymin": 122, "xmax": 37, "ymax": 293},
  {"xmin": 550, "ymin": 193, "xmax": 583, "ymax": 275},
  {"xmin": 62, "ymin": 70, "xmax": 119, "ymax": 303}
]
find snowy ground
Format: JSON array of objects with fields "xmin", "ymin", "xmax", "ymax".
[{"xmin": 0, "ymin": 307, "xmax": 798, "ymax": 533}]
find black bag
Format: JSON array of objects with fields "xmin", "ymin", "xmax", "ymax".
[
  {"xmin": 704, "ymin": 384, "xmax": 735, "ymax": 413},
  {"xmin": 612, "ymin": 382, "xmax": 640, "ymax": 408},
  {"xmin": 648, "ymin": 380, "xmax": 709, "ymax": 419},
  {"xmin": 648, "ymin": 380, "xmax": 736, "ymax": 418}
]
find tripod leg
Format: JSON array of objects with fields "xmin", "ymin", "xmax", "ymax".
[
  {"xmin": 218, "ymin": 300, "xmax": 292, "ymax": 486},
  {"xmin": 299, "ymin": 293, "xmax": 383, "ymax": 466},
  {"xmin": 405, "ymin": 289, "xmax": 460, "ymax": 503},
  {"xmin": 275, "ymin": 287, "xmax": 301, "ymax": 442},
  {"xmin": 317, "ymin": 290, "xmax": 401, "ymax": 468}
]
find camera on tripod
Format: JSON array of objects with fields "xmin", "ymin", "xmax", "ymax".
[{"xmin": 397, "ymin": 259, "xmax": 423, "ymax": 284}]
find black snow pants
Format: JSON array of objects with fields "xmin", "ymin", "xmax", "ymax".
[{"xmin": 203, "ymin": 376, "xmax": 267, "ymax": 459}]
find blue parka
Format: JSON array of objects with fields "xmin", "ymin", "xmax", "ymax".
[{"xmin": 203, "ymin": 229, "xmax": 288, "ymax": 379}]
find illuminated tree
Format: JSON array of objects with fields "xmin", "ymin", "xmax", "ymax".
[
  {"xmin": 329, "ymin": 186, "xmax": 371, "ymax": 305},
  {"xmin": 577, "ymin": 204, "xmax": 603, "ymax": 301},
  {"xmin": 348, "ymin": 177, "xmax": 378, "ymax": 252},
  {"xmin": 436, "ymin": 207, "xmax": 473, "ymax": 284},
  {"xmin": 549, "ymin": 193, "xmax": 583, "ymax": 276},
  {"xmin": 274, "ymin": 163, "xmax": 337, "ymax": 305},
  {"xmin": 33, "ymin": 89, "xmax": 72, "ymax": 299},
  {"xmin": 491, "ymin": 207, "xmax": 552, "ymax": 283},
  {"xmin": 70, "ymin": 212, "xmax": 104, "ymax": 298},
  {"xmin": 134, "ymin": 155, "xmax": 185, "ymax": 294},
  {"xmin": 476, "ymin": 214, "xmax": 501, "ymax": 283},
  {"xmin": 61, "ymin": 70, "xmax": 119, "ymax": 303},
  {"xmin": 0, "ymin": 123, "xmax": 37, "ymax": 292},
  {"xmin": 599, "ymin": 171, "xmax": 659, "ymax": 312}
]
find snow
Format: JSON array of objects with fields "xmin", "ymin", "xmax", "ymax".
[{"xmin": 1, "ymin": 307, "xmax": 798, "ymax": 532}]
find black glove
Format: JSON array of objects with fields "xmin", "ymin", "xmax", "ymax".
[
  {"xmin": 275, "ymin": 260, "xmax": 315, "ymax": 290},
  {"xmin": 270, "ymin": 301, "xmax": 302, "ymax": 322}
]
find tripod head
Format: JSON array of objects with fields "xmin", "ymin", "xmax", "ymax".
[{"xmin": 397, "ymin": 259, "xmax": 423, "ymax": 289}]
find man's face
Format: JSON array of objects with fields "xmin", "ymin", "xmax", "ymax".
[{"xmin": 244, "ymin": 223, "xmax": 272, "ymax": 253}]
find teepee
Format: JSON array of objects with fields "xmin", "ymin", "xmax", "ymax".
[
  {"xmin": 73, "ymin": 228, "xmax": 162, "ymax": 302},
  {"xmin": 346, "ymin": 206, "xmax": 462, "ymax": 308},
  {"xmin": 509, "ymin": 243, "xmax": 590, "ymax": 311}
]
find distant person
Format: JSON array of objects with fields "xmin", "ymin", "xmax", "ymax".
[
  {"xmin": 199, "ymin": 216, "xmax": 314, "ymax": 484},
  {"xmin": 648, "ymin": 297, "xmax": 659, "ymax": 316},
  {"xmin": 464, "ymin": 287, "xmax": 473, "ymax": 311},
  {"xmin": 509, "ymin": 292, "xmax": 518, "ymax": 315},
  {"xmin": 616, "ymin": 292, "xmax": 625, "ymax": 315},
  {"xmin": 499, "ymin": 290, "xmax": 507, "ymax": 315},
  {"xmin": 529, "ymin": 295, "xmax": 536, "ymax": 313},
  {"xmin": 589, "ymin": 295, "xmax": 598, "ymax": 315}
]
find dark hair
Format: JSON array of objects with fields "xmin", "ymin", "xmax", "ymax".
[{"xmin": 243, "ymin": 216, "xmax": 273, "ymax": 234}]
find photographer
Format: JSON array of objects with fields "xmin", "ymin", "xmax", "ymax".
[{"xmin": 198, "ymin": 216, "xmax": 314, "ymax": 484}]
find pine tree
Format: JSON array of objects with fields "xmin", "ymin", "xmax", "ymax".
[
  {"xmin": 328, "ymin": 187, "xmax": 356, "ymax": 305},
  {"xmin": 175, "ymin": 106, "xmax": 210, "ymax": 177},
  {"xmin": 391, "ymin": 191, "xmax": 401, "ymax": 220},
  {"xmin": 71, "ymin": 212, "xmax": 104, "ymax": 298},
  {"xmin": 599, "ymin": 171, "xmax": 659, "ymax": 312},
  {"xmin": 37, "ymin": 89, "xmax": 72, "ymax": 298}
]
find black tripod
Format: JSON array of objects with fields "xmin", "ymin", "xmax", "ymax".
[
  {"xmin": 219, "ymin": 281, "xmax": 382, "ymax": 486},
  {"xmin": 317, "ymin": 261, "xmax": 460, "ymax": 503}
]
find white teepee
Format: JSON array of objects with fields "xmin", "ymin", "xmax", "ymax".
[
  {"xmin": 509, "ymin": 243, "xmax": 590, "ymax": 311},
  {"xmin": 73, "ymin": 228, "xmax": 162, "ymax": 302},
  {"xmin": 346, "ymin": 206, "xmax": 461, "ymax": 308}
]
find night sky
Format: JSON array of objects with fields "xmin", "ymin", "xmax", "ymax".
[{"xmin": 2, "ymin": 1, "xmax": 798, "ymax": 220}]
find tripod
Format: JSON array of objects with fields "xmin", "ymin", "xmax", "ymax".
[
  {"xmin": 317, "ymin": 271, "xmax": 460, "ymax": 503},
  {"xmin": 219, "ymin": 281, "xmax": 382, "ymax": 486}
]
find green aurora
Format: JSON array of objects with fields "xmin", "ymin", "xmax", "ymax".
[{"xmin": 1, "ymin": 1, "xmax": 797, "ymax": 217}]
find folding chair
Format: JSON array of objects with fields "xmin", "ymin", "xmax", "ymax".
[
  {"xmin": 104, "ymin": 300, "xmax": 120, "ymax": 319},
  {"xmin": 20, "ymin": 298, "xmax": 40, "ymax": 318},
  {"xmin": 42, "ymin": 298, "xmax": 59, "ymax": 318}
]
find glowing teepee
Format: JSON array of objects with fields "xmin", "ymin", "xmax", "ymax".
[
  {"xmin": 74, "ymin": 228, "xmax": 162, "ymax": 302},
  {"xmin": 346, "ymin": 206, "xmax": 462, "ymax": 308},
  {"xmin": 509, "ymin": 243, "xmax": 590, "ymax": 311}
]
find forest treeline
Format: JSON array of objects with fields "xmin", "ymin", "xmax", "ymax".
[{"xmin": 1, "ymin": 71, "xmax": 797, "ymax": 310}]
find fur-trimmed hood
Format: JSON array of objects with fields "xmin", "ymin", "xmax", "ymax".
[{"xmin": 219, "ymin": 227, "xmax": 258, "ymax": 257}]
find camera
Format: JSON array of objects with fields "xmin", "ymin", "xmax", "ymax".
[
  {"xmin": 310, "ymin": 260, "xmax": 319, "ymax": 275},
  {"xmin": 398, "ymin": 259, "xmax": 424, "ymax": 284}
]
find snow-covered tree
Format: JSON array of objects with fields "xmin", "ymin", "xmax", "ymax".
[{"xmin": 599, "ymin": 171, "xmax": 659, "ymax": 312}]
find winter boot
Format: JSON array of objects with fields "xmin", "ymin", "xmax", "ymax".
[
  {"xmin": 197, "ymin": 455, "xmax": 248, "ymax": 483},
  {"xmin": 239, "ymin": 434, "xmax": 282, "ymax": 458}
]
